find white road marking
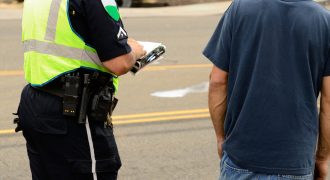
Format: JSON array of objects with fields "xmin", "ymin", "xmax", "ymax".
[{"xmin": 151, "ymin": 82, "xmax": 209, "ymax": 98}]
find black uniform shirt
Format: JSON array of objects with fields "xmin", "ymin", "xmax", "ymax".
[{"xmin": 68, "ymin": 0, "xmax": 131, "ymax": 62}]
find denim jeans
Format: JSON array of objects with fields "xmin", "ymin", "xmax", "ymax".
[{"xmin": 219, "ymin": 153, "xmax": 313, "ymax": 180}]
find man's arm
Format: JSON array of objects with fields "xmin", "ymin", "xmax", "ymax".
[
  {"xmin": 208, "ymin": 65, "xmax": 228, "ymax": 159},
  {"xmin": 102, "ymin": 38, "xmax": 146, "ymax": 76},
  {"xmin": 315, "ymin": 76, "xmax": 330, "ymax": 180}
]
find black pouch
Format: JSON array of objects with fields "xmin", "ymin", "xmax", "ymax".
[
  {"xmin": 62, "ymin": 74, "xmax": 81, "ymax": 116},
  {"xmin": 88, "ymin": 86, "xmax": 114, "ymax": 122}
]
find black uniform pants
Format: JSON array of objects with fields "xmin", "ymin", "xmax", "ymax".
[{"xmin": 18, "ymin": 85, "xmax": 121, "ymax": 180}]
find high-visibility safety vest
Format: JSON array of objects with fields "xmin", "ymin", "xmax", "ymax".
[{"xmin": 22, "ymin": 0, "xmax": 119, "ymax": 90}]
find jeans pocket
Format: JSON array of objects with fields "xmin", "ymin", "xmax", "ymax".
[
  {"xmin": 223, "ymin": 160, "xmax": 251, "ymax": 174},
  {"xmin": 220, "ymin": 159, "xmax": 254, "ymax": 180},
  {"xmin": 279, "ymin": 174, "xmax": 313, "ymax": 180},
  {"xmin": 222, "ymin": 153, "xmax": 251, "ymax": 174}
]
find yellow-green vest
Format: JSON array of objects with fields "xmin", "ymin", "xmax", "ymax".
[{"xmin": 22, "ymin": 0, "xmax": 119, "ymax": 90}]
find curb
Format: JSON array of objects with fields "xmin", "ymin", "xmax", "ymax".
[
  {"xmin": 0, "ymin": 0, "xmax": 220, "ymax": 6},
  {"xmin": 120, "ymin": 2, "xmax": 229, "ymax": 18},
  {"xmin": 1, "ymin": 1, "xmax": 328, "ymax": 20},
  {"xmin": 0, "ymin": 2, "xmax": 230, "ymax": 20}
]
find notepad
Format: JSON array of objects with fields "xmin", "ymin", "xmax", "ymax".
[{"xmin": 130, "ymin": 41, "xmax": 166, "ymax": 74}]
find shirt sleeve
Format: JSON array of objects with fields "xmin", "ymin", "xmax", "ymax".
[
  {"xmin": 82, "ymin": 0, "xmax": 131, "ymax": 62},
  {"xmin": 324, "ymin": 49, "xmax": 330, "ymax": 76},
  {"xmin": 203, "ymin": 3, "xmax": 234, "ymax": 72}
]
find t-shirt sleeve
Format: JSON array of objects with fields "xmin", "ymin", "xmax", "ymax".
[
  {"xmin": 83, "ymin": 0, "xmax": 131, "ymax": 62},
  {"xmin": 203, "ymin": 3, "xmax": 234, "ymax": 72},
  {"xmin": 324, "ymin": 50, "xmax": 330, "ymax": 76}
]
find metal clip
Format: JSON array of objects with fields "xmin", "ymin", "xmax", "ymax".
[{"xmin": 105, "ymin": 113, "xmax": 113, "ymax": 129}]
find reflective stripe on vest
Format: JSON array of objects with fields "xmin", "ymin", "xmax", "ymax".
[
  {"xmin": 23, "ymin": 0, "xmax": 119, "ymax": 91},
  {"xmin": 23, "ymin": 40, "xmax": 103, "ymax": 66},
  {"xmin": 45, "ymin": 0, "xmax": 62, "ymax": 41}
]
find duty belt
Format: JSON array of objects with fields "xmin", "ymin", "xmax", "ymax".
[
  {"xmin": 33, "ymin": 84, "xmax": 65, "ymax": 97},
  {"xmin": 32, "ymin": 71, "xmax": 117, "ymax": 125}
]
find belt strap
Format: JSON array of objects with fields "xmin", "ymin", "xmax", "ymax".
[
  {"xmin": 32, "ymin": 71, "xmax": 114, "ymax": 98},
  {"xmin": 32, "ymin": 85, "xmax": 65, "ymax": 97},
  {"xmin": 32, "ymin": 82, "xmax": 64, "ymax": 98}
]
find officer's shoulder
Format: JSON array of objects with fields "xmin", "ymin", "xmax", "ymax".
[
  {"xmin": 70, "ymin": 0, "xmax": 83, "ymax": 10},
  {"xmin": 81, "ymin": 0, "xmax": 121, "ymax": 22}
]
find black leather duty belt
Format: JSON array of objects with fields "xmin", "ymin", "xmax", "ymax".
[{"xmin": 32, "ymin": 84, "xmax": 65, "ymax": 98}]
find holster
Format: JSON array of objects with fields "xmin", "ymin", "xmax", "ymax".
[
  {"xmin": 86, "ymin": 73, "xmax": 118, "ymax": 124},
  {"xmin": 88, "ymin": 85, "xmax": 116, "ymax": 122}
]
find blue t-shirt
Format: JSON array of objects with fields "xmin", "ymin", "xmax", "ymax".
[{"xmin": 203, "ymin": 0, "xmax": 330, "ymax": 175}]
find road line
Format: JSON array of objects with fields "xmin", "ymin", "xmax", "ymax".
[
  {"xmin": 144, "ymin": 64, "xmax": 212, "ymax": 71},
  {"xmin": 0, "ymin": 109, "xmax": 210, "ymax": 135},
  {"xmin": 113, "ymin": 108, "xmax": 208, "ymax": 119},
  {"xmin": 0, "ymin": 70, "xmax": 24, "ymax": 76},
  {"xmin": 113, "ymin": 113, "xmax": 210, "ymax": 125},
  {"xmin": 0, "ymin": 129, "xmax": 15, "ymax": 135},
  {"xmin": 0, "ymin": 64, "xmax": 212, "ymax": 77}
]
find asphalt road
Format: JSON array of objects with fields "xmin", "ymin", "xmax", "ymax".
[{"xmin": 0, "ymin": 15, "xmax": 221, "ymax": 180}]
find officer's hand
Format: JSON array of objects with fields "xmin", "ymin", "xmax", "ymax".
[
  {"xmin": 127, "ymin": 38, "xmax": 146, "ymax": 60},
  {"xmin": 314, "ymin": 159, "xmax": 329, "ymax": 180},
  {"xmin": 102, "ymin": 38, "xmax": 146, "ymax": 76}
]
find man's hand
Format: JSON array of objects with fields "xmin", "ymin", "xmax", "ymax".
[
  {"xmin": 208, "ymin": 66, "xmax": 228, "ymax": 160},
  {"xmin": 315, "ymin": 76, "xmax": 330, "ymax": 180},
  {"xmin": 314, "ymin": 159, "xmax": 329, "ymax": 180},
  {"xmin": 127, "ymin": 38, "xmax": 146, "ymax": 60}
]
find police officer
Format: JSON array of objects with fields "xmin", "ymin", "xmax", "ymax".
[{"xmin": 16, "ymin": 0, "xmax": 146, "ymax": 179}]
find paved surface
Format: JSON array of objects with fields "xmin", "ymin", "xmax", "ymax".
[{"xmin": 1, "ymin": 2, "xmax": 330, "ymax": 180}]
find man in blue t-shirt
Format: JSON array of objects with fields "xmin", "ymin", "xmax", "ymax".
[{"xmin": 203, "ymin": 0, "xmax": 330, "ymax": 179}]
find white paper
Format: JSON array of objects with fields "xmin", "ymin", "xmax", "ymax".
[
  {"xmin": 130, "ymin": 41, "xmax": 166, "ymax": 75},
  {"xmin": 138, "ymin": 41, "xmax": 163, "ymax": 55}
]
